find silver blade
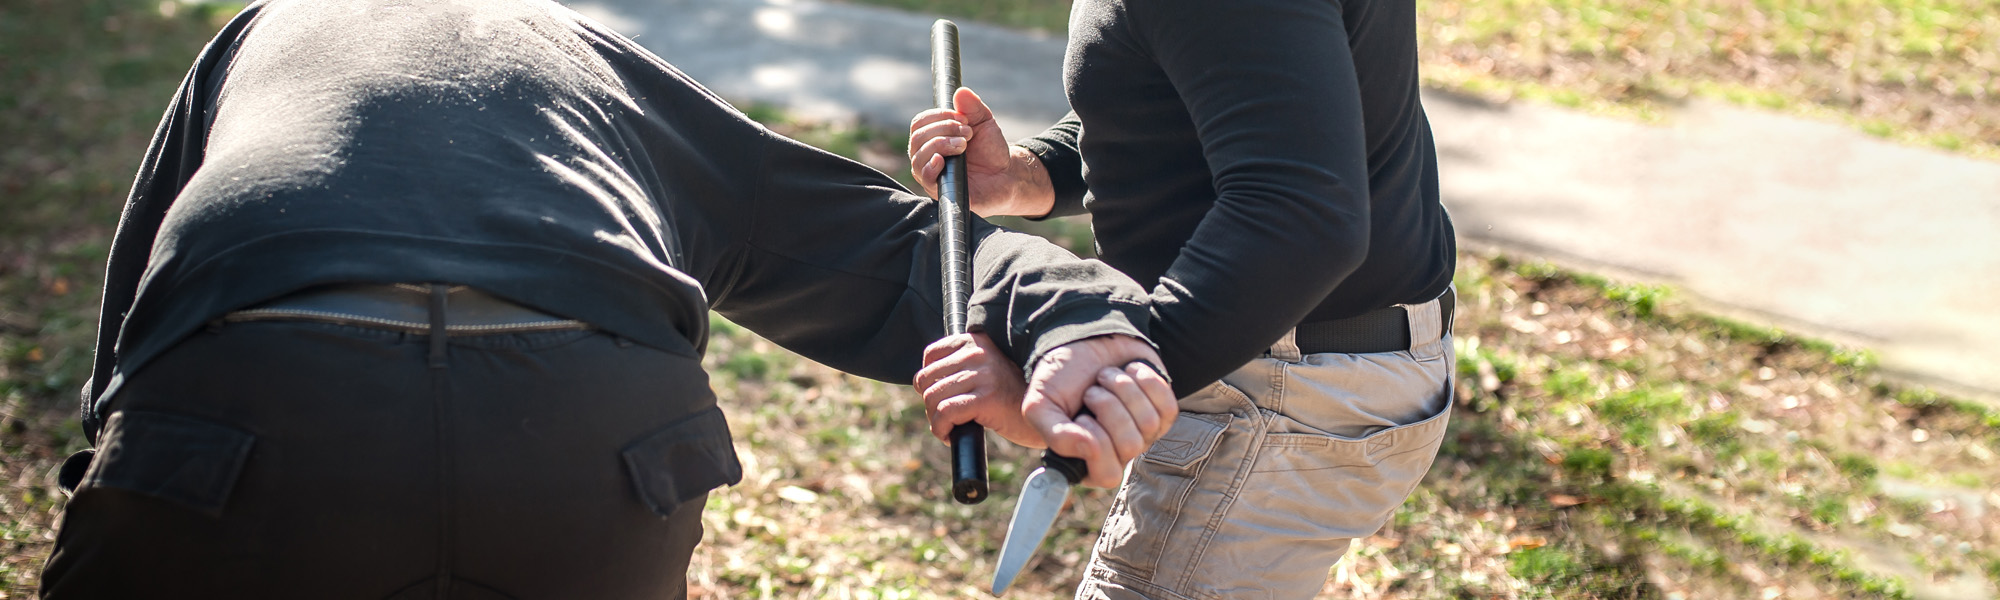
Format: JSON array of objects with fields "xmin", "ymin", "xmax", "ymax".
[{"xmin": 991, "ymin": 466, "xmax": 1073, "ymax": 596}]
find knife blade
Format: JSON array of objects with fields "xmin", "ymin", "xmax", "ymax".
[{"xmin": 991, "ymin": 446, "xmax": 1090, "ymax": 596}]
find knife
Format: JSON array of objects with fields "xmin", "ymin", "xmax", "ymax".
[{"xmin": 990, "ymin": 415, "xmax": 1092, "ymax": 596}]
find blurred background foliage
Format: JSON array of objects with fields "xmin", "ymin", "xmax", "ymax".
[
  {"xmin": 1, "ymin": 0, "xmax": 1995, "ymax": 598},
  {"xmin": 846, "ymin": 0, "xmax": 1999, "ymax": 157}
]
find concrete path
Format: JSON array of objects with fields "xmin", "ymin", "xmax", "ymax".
[{"xmin": 563, "ymin": 0, "xmax": 2000, "ymax": 400}]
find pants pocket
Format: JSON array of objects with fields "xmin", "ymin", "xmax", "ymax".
[
  {"xmin": 1093, "ymin": 380, "xmax": 1247, "ymax": 580},
  {"xmin": 77, "ymin": 410, "xmax": 257, "ymax": 518},
  {"xmin": 621, "ymin": 405, "xmax": 742, "ymax": 518}
]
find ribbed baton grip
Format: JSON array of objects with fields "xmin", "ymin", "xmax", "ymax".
[{"xmin": 932, "ymin": 19, "xmax": 988, "ymax": 505}]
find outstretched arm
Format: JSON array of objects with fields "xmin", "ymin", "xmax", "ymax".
[{"xmin": 708, "ymin": 128, "xmax": 1151, "ymax": 389}]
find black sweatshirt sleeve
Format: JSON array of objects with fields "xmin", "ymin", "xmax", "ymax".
[
  {"xmin": 1128, "ymin": 0, "xmax": 1375, "ymax": 395},
  {"xmin": 1012, "ymin": 111, "xmax": 1089, "ymax": 220},
  {"xmin": 709, "ymin": 130, "xmax": 1151, "ymax": 384}
]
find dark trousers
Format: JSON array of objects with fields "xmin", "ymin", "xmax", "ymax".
[{"xmin": 41, "ymin": 316, "xmax": 736, "ymax": 599}]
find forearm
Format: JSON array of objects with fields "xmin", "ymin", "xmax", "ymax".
[
  {"xmin": 998, "ymin": 145, "xmax": 1057, "ymax": 219},
  {"xmin": 719, "ymin": 131, "xmax": 1150, "ymax": 383},
  {"xmin": 1013, "ymin": 112, "xmax": 1088, "ymax": 219}
]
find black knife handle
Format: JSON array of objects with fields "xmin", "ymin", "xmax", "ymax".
[
  {"xmin": 933, "ymin": 18, "xmax": 988, "ymax": 506},
  {"xmin": 1041, "ymin": 449, "xmax": 1089, "ymax": 486},
  {"xmin": 1041, "ymin": 407, "xmax": 1094, "ymax": 486}
]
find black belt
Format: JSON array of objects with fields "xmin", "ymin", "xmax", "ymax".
[
  {"xmin": 224, "ymin": 283, "xmax": 587, "ymax": 335},
  {"xmin": 1292, "ymin": 288, "xmax": 1455, "ymax": 355}
]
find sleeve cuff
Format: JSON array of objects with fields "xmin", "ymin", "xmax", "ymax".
[{"xmin": 1011, "ymin": 298, "xmax": 1156, "ymax": 380}]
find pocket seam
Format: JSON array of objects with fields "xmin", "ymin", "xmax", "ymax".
[
  {"xmin": 1141, "ymin": 413, "xmax": 1230, "ymax": 471},
  {"xmin": 79, "ymin": 410, "xmax": 256, "ymax": 518},
  {"xmin": 621, "ymin": 406, "xmax": 743, "ymax": 518}
]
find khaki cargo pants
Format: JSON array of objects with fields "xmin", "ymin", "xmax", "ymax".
[{"xmin": 1076, "ymin": 292, "xmax": 1454, "ymax": 600}]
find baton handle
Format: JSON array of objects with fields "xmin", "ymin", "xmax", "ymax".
[{"xmin": 932, "ymin": 19, "xmax": 987, "ymax": 505}]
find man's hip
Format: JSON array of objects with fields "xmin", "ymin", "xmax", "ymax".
[
  {"xmin": 1078, "ymin": 288, "xmax": 1456, "ymax": 600},
  {"xmin": 44, "ymin": 284, "xmax": 736, "ymax": 599}
]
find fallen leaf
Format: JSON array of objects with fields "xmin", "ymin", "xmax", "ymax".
[
  {"xmin": 1547, "ymin": 494, "xmax": 1586, "ymax": 508},
  {"xmin": 1509, "ymin": 536, "xmax": 1547, "ymax": 551},
  {"xmin": 1507, "ymin": 317, "xmax": 1546, "ymax": 334},
  {"xmin": 777, "ymin": 485, "xmax": 820, "ymax": 504},
  {"xmin": 1738, "ymin": 418, "xmax": 1775, "ymax": 434},
  {"xmin": 1887, "ymin": 522, "xmax": 1920, "ymax": 538}
]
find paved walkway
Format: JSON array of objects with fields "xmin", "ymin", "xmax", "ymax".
[{"xmin": 564, "ymin": 0, "xmax": 2000, "ymax": 400}]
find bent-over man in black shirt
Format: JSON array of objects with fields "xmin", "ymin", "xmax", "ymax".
[
  {"xmin": 907, "ymin": 0, "xmax": 1457, "ymax": 596},
  {"xmin": 40, "ymin": 0, "xmax": 1178, "ymax": 598}
]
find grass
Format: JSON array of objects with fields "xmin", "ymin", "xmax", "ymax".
[{"xmin": 838, "ymin": 0, "xmax": 2000, "ymax": 160}]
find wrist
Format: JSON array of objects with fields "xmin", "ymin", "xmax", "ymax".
[{"xmin": 1006, "ymin": 145, "xmax": 1058, "ymax": 218}]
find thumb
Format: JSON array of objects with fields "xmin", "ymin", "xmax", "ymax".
[{"xmin": 954, "ymin": 87, "xmax": 997, "ymax": 128}]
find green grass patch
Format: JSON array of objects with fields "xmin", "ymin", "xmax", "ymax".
[
  {"xmin": 1596, "ymin": 386, "xmax": 1690, "ymax": 446},
  {"xmin": 1833, "ymin": 452, "xmax": 1880, "ymax": 481},
  {"xmin": 1507, "ymin": 545, "xmax": 1589, "ymax": 584}
]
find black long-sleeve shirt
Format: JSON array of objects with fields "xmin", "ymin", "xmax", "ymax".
[
  {"xmin": 1015, "ymin": 0, "xmax": 1456, "ymax": 395},
  {"xmin": 81, "ymin": 0, "xmax": 1151, "ymax": 442}
]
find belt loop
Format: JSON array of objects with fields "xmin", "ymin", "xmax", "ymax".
[
  {"xmin": 1398, "ymin": 287, "xmax": 1451, "ymax": 352},
  {"xmin": 1267, "ymin": 328, "xmax": 1303, "ymax": 362},
  {"xmin": 427, "ymin": 284, "xmax": 449, "ymax": 368}
]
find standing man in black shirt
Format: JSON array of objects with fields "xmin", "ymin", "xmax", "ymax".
[
  {"xmin": 907, "ymin": 0, "xmax": 1457, "ymax": 596},
  {"xmin": 40, "ymin": 0, "xmax": 1179, "ymax": 598}
]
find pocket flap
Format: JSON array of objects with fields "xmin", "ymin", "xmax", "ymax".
[
  {"xmin": 1142, "ymin": 413, "xmax": 1228, "ymax": 470},
  {"xmin": 622, "ymin": 406, "xmax": 743, "ymax": 518},
  {"xmin": 82, "ymin": 410, "xmax": 256, "ymax": 518}
]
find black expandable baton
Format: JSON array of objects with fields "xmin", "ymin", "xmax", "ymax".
[{"xmin": 932, "ymin": 19, "xmax": 988, "ymax": 505}]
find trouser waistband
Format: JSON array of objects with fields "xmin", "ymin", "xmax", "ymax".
[
  {"xmin": 1270, "ymin": 287, "xmax": 1455, "ymax": 359},
  {"xmin": 223, "ymin": 283, "xmax": 588, "ymax": 335}
]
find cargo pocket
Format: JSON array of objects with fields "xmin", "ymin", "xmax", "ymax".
[
  {"xmin": 77, "ymin": 410, "xmax": 256, "ymax": 518},
  {"xmin": 1095, "ymin": 406, "xmax": 1233, "ymax": 576},
  {"xmin": 1235, "ymin": 395, "xmax": 1450, "ymax": 541},
  {"xmin": 621, "ymin": 406, "xmax": 743, "ymax": 518}
]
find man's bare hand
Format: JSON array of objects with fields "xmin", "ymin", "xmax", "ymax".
[
  {"xmin": 907, "ymin": 87, "xmax": 1056, "ymax": 218},
  {"xmin": 916, "ymin": 332, "xmax": 1041, "ymax": 447},
  {"xmin": 918, "ymin": 333, "xmax": 1175, "ymax": 489},
  {"xmin": 1022, "ymin": 335, "xmax": 1176, "ymax": 488}
]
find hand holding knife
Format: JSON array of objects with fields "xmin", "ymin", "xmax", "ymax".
[{"xmin": 991, "ymin": 358, "xmax": 1167, "ymax": 596}]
